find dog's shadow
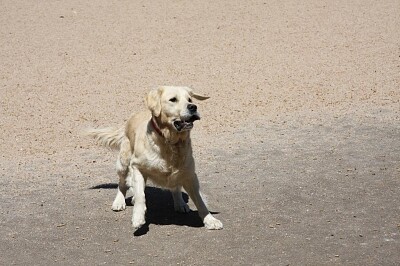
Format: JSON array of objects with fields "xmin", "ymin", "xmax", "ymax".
[{"xmin": 90, "ymin": 184, "xmax": 205, "ymax": 236}]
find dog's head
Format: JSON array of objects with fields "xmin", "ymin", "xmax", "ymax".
[{"xmin": 146, "ymin": 86, "xmax": 209, "ymax": 132}]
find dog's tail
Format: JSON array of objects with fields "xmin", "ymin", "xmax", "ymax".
[{"xmin": 84, "ymin": 127, "xmax": 125, "ymax": 150}]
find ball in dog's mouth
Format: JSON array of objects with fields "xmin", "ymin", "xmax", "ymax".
[{"xmin": 173, "ymin": 115, "xmax": 200, "ymax": 131}]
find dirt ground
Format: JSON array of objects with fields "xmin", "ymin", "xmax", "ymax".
[{"xmin": 1, "ymin": 0, "xmax": 399, "ymax": 265}]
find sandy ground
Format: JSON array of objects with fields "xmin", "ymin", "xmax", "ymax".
[{"xmin": 1, "ymin": 0, "xmax": 399, "ymax": 265}]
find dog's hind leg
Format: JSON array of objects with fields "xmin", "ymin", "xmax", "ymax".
[
  {"xmin": 112, "ymin": 138, "xmax": 131, "ymax": 211},
  {"xmin": 131, "ymin": 166, "xmax": 147, "ymax": 230},
  {"xmin": 171, "ymin": 186, "xmax": 190, "ymax": 213}
]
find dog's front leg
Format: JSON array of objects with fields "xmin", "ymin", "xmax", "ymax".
[
  {"xmin": 183, "ymin": 175, "xmax": 223, "ymax": 230},
  {"xmin": 130, "ymin": 166, "xmax": 147, "ymax": 230}
]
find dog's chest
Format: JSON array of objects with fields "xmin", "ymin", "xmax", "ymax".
[{"xmin": 135, "ymin": 144, "xmax": 191, "ymax": 187}]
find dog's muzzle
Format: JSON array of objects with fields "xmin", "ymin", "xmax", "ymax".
[{"xmin": 173, "ymin": 114, "xmax": 200, "ymax": 131}]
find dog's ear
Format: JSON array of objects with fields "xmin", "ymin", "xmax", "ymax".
[
  {"xmin": 185, "ymin": 87, "xmax": 210, "ymax": 101},
  {"xmin": 146, "ymin": 87, "xmax": 162, "ymax": 116}
]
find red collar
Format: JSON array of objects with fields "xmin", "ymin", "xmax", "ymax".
[{"xmin": 151, "ymin": 117, "xmax": 164, "ymax": 138}]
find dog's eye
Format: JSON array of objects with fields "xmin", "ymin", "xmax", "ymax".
[
  {"xmin": 188, "ymin": 98, "xmax": 192, "ymax": 103},
  {"xmin": 169, "ymin": 97, "xmax": 177, "ymax": 103}
]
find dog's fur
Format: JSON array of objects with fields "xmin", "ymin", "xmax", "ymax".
[{"xmin": 86, "ymin": 86, "xmax": 223, "ymax": 230}]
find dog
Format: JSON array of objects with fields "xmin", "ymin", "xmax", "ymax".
[{"xmin": 86, "ymin": 86, "xmax": 223, "ymax": 230}]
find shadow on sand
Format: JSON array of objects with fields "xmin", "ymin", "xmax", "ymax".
[{"xmin": 90, "ymin": 184, "xmax": 214, "ymax": 236}]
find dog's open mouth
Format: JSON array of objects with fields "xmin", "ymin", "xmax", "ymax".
[{"xmin": 173, "ymin": 115, "xmax": 200, "ymax": 131}]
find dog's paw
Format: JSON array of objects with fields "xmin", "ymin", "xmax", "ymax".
[
  {"xmin": 132, "ymin": 216, "xmax": 146, "ymax": 231},
  {"xmin": 111, "ymin": 197, "xmax": 126, "ymax": 211},
  {"xmin": 111, "ymin": 201, "xmax": 126, "ymax": 211},
  {"xmin": 112, "ymin": 191, "xmax": 127, "ymax": 211},
  {"xmin": 203, "ymin": 214, "xmax": 223, "ymax": 230},
  {"xmin": 174, "ymin": 203, "xmax": 190, "ymax": 213}
]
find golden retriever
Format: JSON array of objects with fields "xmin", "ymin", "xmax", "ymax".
[{"xmin": 86, "ymin": 86, "xmax": 223, "ymax": 230}]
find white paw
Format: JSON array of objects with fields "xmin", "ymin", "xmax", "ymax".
[
  {"xmin": 174, "ymin": 203, "xmax": 190, "ymax": 213},
  {"xmin": 132, "ymin": 215, "xmax": 146, "ymax": 230},
  {"xmin": 203, "ymin": 214, "xmax": 223, "ymax": 230},
  {"xmin": 111, "ymin": 192, "xmax": 126, "ymax": 211},
  {"xmin": 111, "ymin": 200, "xmax": 126, "ymax": 211}
]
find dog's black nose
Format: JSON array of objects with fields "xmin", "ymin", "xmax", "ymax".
[{"xmin": 188, "ymin": 104, "xmax": 197, "ymax": 112}]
